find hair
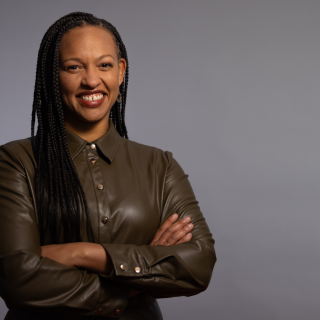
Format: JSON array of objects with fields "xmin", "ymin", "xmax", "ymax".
[{"xmin": 31, "ymin": 12, "xmax": 129, "ymax": 245}]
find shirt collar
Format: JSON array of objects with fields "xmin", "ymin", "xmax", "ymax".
[{"xmin": 65, "ymin": 119, "xmax": 121, "ymax": 162}]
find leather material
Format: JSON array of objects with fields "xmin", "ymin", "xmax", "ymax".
[
  {"xmin": 4, "ymin": 296, "xmax": 163, "ymax": 320},
  {"xmin": 0, "ymin": 120, "xmax": 216, "ymax": 319},
  {"xmin": 4, "ymin": 298, "xmax": 163, "ymax": 320}
]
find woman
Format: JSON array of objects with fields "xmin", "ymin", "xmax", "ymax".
[{"xmin": 0, "ymin": 12, "xmax": 216, "ymax": 319}]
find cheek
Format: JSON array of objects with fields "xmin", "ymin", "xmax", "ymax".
[
  {"xmin": 59, "ymin": 73, "xmax": 78, "ymax": 98},
  {"xmin": 103, "ymin": 72, "xmax": 120, "ymax": 91}
]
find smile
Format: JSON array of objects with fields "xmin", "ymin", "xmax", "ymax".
[
  {"xmin": 76, "ymin": 92, "xmax": 107, "ymax": 108},
  {"xmin": 79, "ymin": 93, "xmax": 104, "ymax": 101}
]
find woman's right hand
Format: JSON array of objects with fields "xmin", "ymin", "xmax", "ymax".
[{"xmin": 150, "ymin": 213, "xmax": 194, "ymax": 246}]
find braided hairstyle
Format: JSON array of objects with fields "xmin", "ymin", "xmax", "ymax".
[{"xmin": 31, "ymin": 12, "xmax": 129, "ymax": 245}]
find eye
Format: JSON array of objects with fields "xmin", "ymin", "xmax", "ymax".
[
  {"xmin": 67, "ymin": 65, "xmax": 81, "ymax": 71},
  {"xmin": 100, "ymin": 63, "xmax": 112, "ymax": 68}
]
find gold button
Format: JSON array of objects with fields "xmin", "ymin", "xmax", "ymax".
[
  {"xmin": 90, "ymin": 144, "xmax": 96, "ymax": 150},
  {"xmin": 97, "ymin": 184, "xmax": 104, "ymax": 190},
  {"xmin": 101, "ymin": 217, "xmax": 109, "ymax": 224},
  {"xmin": 90, "ymin": 159, "xmax": 96, "ymax": 164},
  {"xmin": 120, "ymin": 264, "xmax": 127, "ymax": 271},
  {"xmin": 135, "ymin": 267, "xmax": 141, "ymax": 273}
]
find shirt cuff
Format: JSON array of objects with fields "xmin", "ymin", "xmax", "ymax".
[{"xmin": 101, "ymin": 244, "xmax": 147, "ymax": 278}]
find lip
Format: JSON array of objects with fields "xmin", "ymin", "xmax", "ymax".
[
  {"xmin": 77, "ymin": 90, "xmax": 107, "ymax": 96},
  {"xmin": 76, "ymin": 90, "xmax": 107, "ymax": 108}
]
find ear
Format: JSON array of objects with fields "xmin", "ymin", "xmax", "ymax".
[{"xmin": 118, "ymin": 58, "xmax": 127, "ymax": 85}]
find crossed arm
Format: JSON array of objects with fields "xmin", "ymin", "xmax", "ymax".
[
  {"xmin": 40, "ymin": 213, "xmax": 194, "ymax": 296},
  {"xmin": 3, "ymin": 213, "xmax": 194, "ymax": 310}
]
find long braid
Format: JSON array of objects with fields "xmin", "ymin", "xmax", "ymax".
[{"xmin": 31, "ymin": 12, "xmax": 129, "ymax": 244}]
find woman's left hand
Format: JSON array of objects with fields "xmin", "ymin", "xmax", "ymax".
[{"xmin": 150, "ymin": 213, "xmax": 194, "ymax": 246}]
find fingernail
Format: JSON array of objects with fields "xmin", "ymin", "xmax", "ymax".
[
  {"xmin": 182, "ymin": 217, "xmax": 191, "ymax": 223},
  {"xmin": 172, "ymin": 213, "xmax": 178, "ymax": 219},
  {"xmin": 186, "ymin": 233, "xmax": 192, "ymax": 238},
  {"xmin": 187, "ymin": 223, "xmax": 193, "ymax": 228}
]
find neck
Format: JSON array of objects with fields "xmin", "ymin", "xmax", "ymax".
[{"xmin": 64, "ymin": 115, "xmax": 110, "ymax": 142}]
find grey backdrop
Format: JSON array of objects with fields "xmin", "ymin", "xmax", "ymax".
[{"xmin": 0, "ymin": 0, "xmax": 319, "ymax": 319}]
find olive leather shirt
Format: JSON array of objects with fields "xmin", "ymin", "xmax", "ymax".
[{"xmin": 0, "ymin": 120, "xmax": 216, "ymax": 319}]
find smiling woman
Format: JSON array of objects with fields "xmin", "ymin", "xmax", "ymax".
[
  {"xmin": 0, "ymin": 12, "xmax": 216, "ymax": 320},
  {"xmin": 59, "ymin": 26, "xmax": 127, "ymax": 140}
]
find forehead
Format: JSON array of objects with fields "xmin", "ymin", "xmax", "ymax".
[{"xmin": 59, "ymin": 26, "xmax": 117, "ymax": 59}]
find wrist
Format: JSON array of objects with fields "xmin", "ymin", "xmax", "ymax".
[
  {"xmin": 70, "ymin": 242, "xmax": 114, "ymax": 274},
  {"xmin": 70, "ymin": 242, "xmax": 88, "ymax": 268}
]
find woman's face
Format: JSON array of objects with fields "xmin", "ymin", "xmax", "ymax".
[{"xmin": 59, "ymin": 26, "xmax": 126, "ymax": 127}]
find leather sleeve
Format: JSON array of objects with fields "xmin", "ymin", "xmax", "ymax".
[
  {"xmin": 0, "ymin": 144, "xmax": 130, "ymax": 318},
  {"xmin": 102, "ymin": 151, "xmax": 217, "ymax": 298}
]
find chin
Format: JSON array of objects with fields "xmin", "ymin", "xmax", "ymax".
[{"xmin": 78, "ymin": 111, "xmax": 110, "ymax": 124}]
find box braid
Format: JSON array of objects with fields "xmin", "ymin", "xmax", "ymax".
[{"xmin": 31, "ymin": 12, "xmax": 129, "ymax": 244}]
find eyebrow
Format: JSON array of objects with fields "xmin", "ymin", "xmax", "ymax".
[{"xmin": 62, "ymin": 54, "xmax": 115, "ymax": 64}]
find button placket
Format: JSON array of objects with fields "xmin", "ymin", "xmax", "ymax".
[{"xmin": 86, "ymin": 145, "xmax": 111, "ymax": 243}]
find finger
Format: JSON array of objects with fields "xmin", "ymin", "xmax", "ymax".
[
  {"xmin": 156, "ymin": 217, "xmax": 191, "ymax": 245},
  {"xmin": 156, "ymin": 218, "xmax": 191, "ymax": 245},
  {"xmin": 176, "ymin": 233, "xmax": 193, "ymax": 244},
  {"xmin": 150, "ymin": 213, "xmax": 178, "ymax": 245},
  {"xmin": 154, "ymin": 240, "xmax": 171, "ymax": 246},
  {"xmin": 167, "ymin": 223, "xmax": 194, "ymax": 245}
]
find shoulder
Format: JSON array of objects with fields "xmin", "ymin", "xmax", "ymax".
[
  {"xmin": 0, "ymin": 138, "xmax": 35, "ymax": 171},
  {"xmin": 119, "ymin": 137, "xmax": 184, "ymax": 178},
  {"xmin": 0, "ymin": 137, "xmax": 33, "ymax": 158},
  {"xmin": 120, "ymin": 137, "xmax": 172, "ymax": 163}
]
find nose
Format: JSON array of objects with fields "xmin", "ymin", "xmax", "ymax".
[{"xmin": 81, "ymin": 66, "xmax": 101, "ymax": 88}]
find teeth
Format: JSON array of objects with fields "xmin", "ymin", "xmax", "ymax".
[{"xmin": 80, "ymin": 93, "xmax": 104, "ymax": 101}]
